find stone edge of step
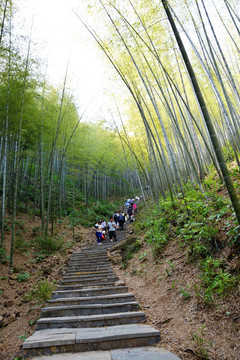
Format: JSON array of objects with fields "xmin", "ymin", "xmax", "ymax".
[
  {"xmin": 37, "ymin": 311, "xmax": 146, "ymax": 324},
  {"xmin": 41, "ymin": 301, "xmax": 139, "ymax": 312},
  {"xmin": 22, "ymin": 324, "xmax": 160, "ymax": 349}
]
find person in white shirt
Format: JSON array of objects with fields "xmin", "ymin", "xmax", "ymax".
[
  {"xmin": 94, "ymin": 221, "xmax": 103, "ymax": 245},
  {"xmin": 101, "ymin": 218, "xmax": 106, "ymax": 231},
  {"xmin": 107, "ymin": 218, "xmax": 117, "ymax": 242}
]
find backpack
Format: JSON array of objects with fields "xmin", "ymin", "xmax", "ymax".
[
  {"xmin": 114, "ymin": 214, "xmax": 118, "ymax": 221},
  {"xmin": 118, "ymin": 214, "xmax": 125, "ymax": 221}
]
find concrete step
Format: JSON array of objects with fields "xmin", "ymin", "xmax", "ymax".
[
  {"xmin": 67, "ymin": 263, "xmax": 110, "ymax": 269},
  {"xmin": 69, "ymin": 259, "xmax": 109, "ymax": 264},
  {"xmin": 64, "ymin": 272, "xmax": 114, "ymax": 278},
  {"xmin": 57, "ymin": 282, "xmax": 116, "ymax": 291},
  {"xmin": 62, "ymin": 274, "xmax": 117, "ymax": 281},
  {"xmin": 69, "ymin": 254, "xmax": 108, "ymax": 258},
  {"xmin": 66, "ymin": 269, "xmax": 112, "ymax": 274},
  {"xmin": 36, "ymin": 311, "xmax": 145, "ymax": 330},
  {"xmin": 66, "ymin": 268, "xmax": 112, "ymax": 274},
  {"xmin": 72, "ymin": 251, "xmax": 110, "ymax": 256},
  {"xmin": 46, "ymin": 293, "xmax": 135, "ymax": 306},
  {"xmin": 68, "ymin": 261, "xmax": 110, "ymax": 266},
  {"xmin": 66, "ymin": 265, "xmax": 112, "ymax": 272},
  {"xmin": 69, "ymin": 254, "xmax": 110, "ymax": 259},
  {"xmin": 28, "ymin": 347, "xmax": 180, "ymax": 360},
  {"xmin": 61, "ymin": 277, "xmax": 118, "ymax": 286},
  {"xmin": 22, "ymin": 324, "xmax": 160, "ymax": 358},
  {"xmin": 76, "ymin": 244, "xmax": 113, "ymax": 250},
  {"xmin": 68, "ymin": 256, "xmax": 109, "ymax": 260},
  {"xmin": 64, "ymin": 273, "xmax": 115, "ymax": 279},
  {"xmin": 74, "ymin": 250, "xmax": 111, "ymax": 256},
  {"xmin": 61, "ymin": 275, "xmax": 118, "ymax": 285},
  {"xmin": 68, "ymin": 258, "xmax": 110, "ymax": 266},
  {"xmin": 62, "ymin": 272, "xmax": 116, "ymax": 281},
  {"xmin": 65, "ymin": 270, "xmax": 114, "ymax": 276},
  {"xmin": 41, "ymin": 301, "xmax": 139, "ymax": 318},
  {"xmin": 69, "ymin": 254, "xmax": 109, "ymax": 259},
  {"xmin": 52, "ymin": 286, "xmax": 129, "ymax": 299}
]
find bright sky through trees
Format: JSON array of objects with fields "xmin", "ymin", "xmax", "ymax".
[{"xmin": 15, "ymin": 0, "xmax": 115, "ymax": 118}]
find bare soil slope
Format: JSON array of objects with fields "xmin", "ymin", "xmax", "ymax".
[{"xmin": 110, "ymin": 229, "xmax": 240, "ymax": 360}]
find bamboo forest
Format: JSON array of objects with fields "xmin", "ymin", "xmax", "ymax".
[{"xmin": 0, "ymin": 1, "xmax": 240, "ymax": 359}]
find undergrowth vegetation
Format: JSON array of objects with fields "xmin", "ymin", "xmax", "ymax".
[
  {"xmin": 1, "ymin": 198, "xmax": 122, "ymax": 264},
  {"xmin": 24, "ymin": 280, "xmax": 57, "ymax": 303},
  {"xmin": 68, "ymin": 199, "xmax": 122, "ymax": 228},
  {"xmin": 134, "ymin": 170, "xmax": 240, "ymax": 305}
]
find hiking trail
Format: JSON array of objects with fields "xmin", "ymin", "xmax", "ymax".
[{"xmin": 22, "ymin": 228, "xmax": 180, "ymax": 359}]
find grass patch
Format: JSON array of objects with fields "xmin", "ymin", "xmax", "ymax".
[
  {"xmin": 24, "ymin": 280, "xmax": 57, "ymax": 303},
  {"xmin": 33, "ymin": 235, "xmax": 64, "ymax": 253}
]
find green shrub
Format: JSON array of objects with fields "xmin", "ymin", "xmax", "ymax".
[
  {"xmin": 15, "ymin": 219, "xmax": 25, "ymax": 230},
  {"xmin": 0, "ymin": 247, "xmax": 9, "ymax": 263},
  {"xmin": 34, "ymin": 236, "xmax": 64, "ymax": 253},
  {"xmin": 122, "ymin": 239, "xmax": 142, "ymax": 262},
  {"xmin": 15, "ymin": 237, "xmax": 31, "ymax": 251},
  {"xmin": 31, "ymin": 252, "xmax": 46, "ymax": 263},
  {"xmin": 25, "ymin": 280, "xmax": 57, "ymax": 303},
  {"xmin": 199, "ymin": 256, "xmax": 238, "ymax": 304},
  {"xmin": 32, "ymin": 226, "xmax": 40, "ymax": 236},
  {"xmin": 191, "ymin": 325, "xmax": 210, "ymax": 359},
  {"xmin": 180, "ymin": 285, "xmax": 192, "ymax": 300},
  {"xmin": 17, "ymin": 272, "xmax": 30, "ymax": 282},
  {"xmin": 145, "ymin": 220, "xmax": 169, "ymax": 257},
  {"xmin": 186, "ymin": 225, "xmax": 218, "ymax": 260}
]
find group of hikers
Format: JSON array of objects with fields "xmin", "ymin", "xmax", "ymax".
[{"xmin": 94, "ymin": 197, "xmax": 140, "ymax": 245}]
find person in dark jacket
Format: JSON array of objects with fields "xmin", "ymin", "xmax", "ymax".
[
  {"xmin": 127, "ymin": 202, "xmax": 133, "ymax": 219},
  {"xmin": 113, "ymin": 211, "xmax": 119, "ymax": 225},
  {"xmin": 118, "ymin": 213, "xmax": 125, "ymax": 231}
]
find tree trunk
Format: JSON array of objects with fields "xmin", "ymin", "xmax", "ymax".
[{"xmin": 161, "ymin": 0, "xmax": 240, "ymax": 225}]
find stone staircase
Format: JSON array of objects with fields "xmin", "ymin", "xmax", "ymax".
[{"xmin": 22, "ymin": 230, "xmax": 180, "ymax": 359}]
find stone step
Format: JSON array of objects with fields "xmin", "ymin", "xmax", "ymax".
[
  {"xmin": 70, "ymin": 254, "xmax": 108, "ymax": 259},
  {"xmin": 46, "ymin": 293, "xmax": 135, "ymax": 306},
  {"xmin": 63, "ymin": 272, "xmax": 115, "ymax": 280},
  {"xmin": 68, "ymin": 259, "xmax": 109, "ymax": 267},
  {"xmin": 78, "ymin": 244, "xmax": 113, "ymax": 249},
  {"xmin": 67, "ymin": 263, "xmax": 110, "ymax": 269},
  {"xmin": 28, "ymin": 347, "xmax": 180, "ymax": 360},
  {"xmin": 64, "ymin": 272, "xmax": 114, "ymax": 278},
  {"xmin": 69, "ymin": 254, "xmax": 108, "ymax": 258},
  {"xmin": 61, "ymin": 277, "xmax": 118, "ymax": 286},
  {"xmin": 69, "ymin": 258, "xmax": 109, "ymax": 264},
  {"xmin": 68, "ymin": 253, "xmax": 108, "ymax": 263},
  {"xmin": 69, "ymin": 254, "xmax": 108, "ymax": 259},
  {"xmin": 36, "ymin": 311, "xmax": 145, "ymax": 330},
  {"xmin": 66, "ymin": 266, "xmax": 112, "ymax": 274},
  {"xmin": 22, "ymin": 324, "xmax": 160, "ymax": 358},
  {"xmin": 62, "ymin": 276, "xmax": 117, "ymax": 284},
  {"xmin": 40, "ymin": 301, "xmax": 139, "ymax": 317},
  {"xmin": 52, "ymin": 286, "xmax": 129, "ymax": 299},
  {"xmin": 68, "ymin": 257, "xmax": 110, "ymax": 266},
  {"xmin": 66, "ymin": 267, "xmax": 112, "ymax": 273},
  {"xmin": 57, "ymin": 282, "xmax": 116, "ymax": 291},
  {"xmin": 65, "ymin": 270, "xmax": 114, "ymax": 276},
  {"xmin": 72, "ymin": 248, "xmax": 109, "ymax": 252},
  {"xmin": 68, "ymin": 262, "xmax": 112, "ymax": 270}
]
